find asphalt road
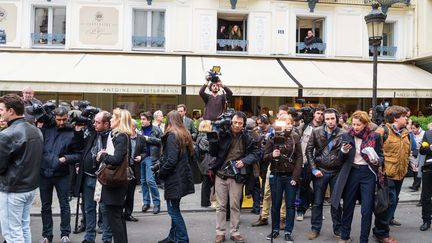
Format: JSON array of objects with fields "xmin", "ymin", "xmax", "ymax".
[{"xmin": 1, "ymin": 203, "xmax": 431, "ymax": 243}]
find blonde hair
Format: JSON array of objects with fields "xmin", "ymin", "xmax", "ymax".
[
  {"xmin": 351, "ymin": 110, "xmax": 371, "ymax": 128},
  {"xmin": 112, "ymin": 108, "xmax": 133, "ymax": 136},
  {"xmin": 278, "ymin": 114, "xmax": 293, "ymax": 125}
]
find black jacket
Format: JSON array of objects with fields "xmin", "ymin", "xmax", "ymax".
[
  {"xmin": 99, "ymin": 132, "xmax": 129, "ymax": 206},
  {"xmin": 306, "ymin": 126, "xmax": 344, "ymax": 172},
  {"xmin": 40, "ymin": 126, "xmax": 83, "ymax": 178},
  {"xmin": 0, "ymin": 118, "xmax": 43, "ymax": 193},
  {"xmin": 208, "ymin": 129, "xmax": 261, "ymax": 175},
  {"xmin": 158, "ymin": 132, "xmax": 195, "ymax": 200},
  {"xmin": 141, "ymin": 125, "xmax": 162, "ymax": 162},
  {"xmin": 420, "ymin": 130, "xmax": 432, "ymax": 168},
  {"xmin": 130, "ymin": 133, "xmax": 146, "ymax": 178}
]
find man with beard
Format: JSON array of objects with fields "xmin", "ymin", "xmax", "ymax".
[{"xmin": 199, "ymin": 77, "xmax": 233, "ymax": 122}]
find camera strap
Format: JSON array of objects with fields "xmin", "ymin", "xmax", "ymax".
[{"xmin": 314, "ymin": 130, "xmax": 337, "ymax": 159}]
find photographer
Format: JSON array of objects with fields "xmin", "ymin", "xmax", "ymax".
[
  {"xmin": 209, "ymin": 111, "xmax": 260, "ymax": 243},
  {"xmin": 264, "ymin": 114, "xmax": 302, "ymax": 242},
  {"xmin": 39, "ymin": 107, "xmax": 83, "ymax": 243},
  {"xmin": 199, "ymin": 76, "xmax": 233, "ymax": 122}
]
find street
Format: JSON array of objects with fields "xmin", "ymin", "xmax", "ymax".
[{"xmin": 2, "ymin": 203, "xmax": 431, "ymax": 243}]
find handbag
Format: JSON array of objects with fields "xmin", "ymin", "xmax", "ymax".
[
  {"xmin": 96, "ymin": 132, "xmax": 129, "ymax": 187},
  {"xmin": 374, "ymin": 171, "xmax": 389, "ymax": 214}
]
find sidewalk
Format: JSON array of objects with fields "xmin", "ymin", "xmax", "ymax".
[{"xmin": 30, "ymin": 177, "xmax": 421, "ymax": 216}]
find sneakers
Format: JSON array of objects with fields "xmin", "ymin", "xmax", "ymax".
[
  {"xmin": 296, "ymin": 212, "xmax": 304, "ymax": 221},
  {"xmin": 60, "ymin": 236, "xmax": 71, "ymax": 243},
  {"xmin": 390, "ymin": 219, "xmax": 402, "ymax": 227},
  {"xmin": 307, "ymin": 230, "xmax": 319, "ymax": 240},
  {"xmin": 142, "ymin": 204, "xmax": 150, "ymax": 213},
  {"xmin": 338, "ymin": 239, "xmax": 352, "ymax": 243},
  {"xmin": 266, "ymin": 231, "xmax": 279, "ymax": 240},
  {"xmin": 420, "ymin": 222, "xmax": 431, "ymax": 231},
  {"xmin": 285, "ymin": 233, "xmax": 294, "ymax": 243},
  {"xmin": 251, "ymin": 217, "xmax": 268, "ymax": 227},
  {"xmin": 153, "ymin": 205, "xmax": 161, "ymax": 214}
]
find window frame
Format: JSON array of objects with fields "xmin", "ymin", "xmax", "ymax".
[
  {"xmin": 131, "ymin": 8, "xmax": 166, "ymax": 51},
  {"xmin": 216, "ymin": 14, "xmax": 249, "ymax": 54},
  {"xmin": 31, "ymin": 5, "xmax": 66, "ymax": 49},
  {"xmin": 295, "ymin": 16, "xmax": 327, "ymax": 57}
]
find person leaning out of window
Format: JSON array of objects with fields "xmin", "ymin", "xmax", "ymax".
[{"xmin": 331, "ymin": 111, "xmax": 384, "ymax": 243}]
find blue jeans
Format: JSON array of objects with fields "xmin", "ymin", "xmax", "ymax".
[
  {"xmin": 373, "ymin": 179, "xmax": 403, "ymax": 238},
  {"xmin": 167, "ymin": 198, "xmax": 189, "ymax": 243},
  {"xmin": 39, "ymin": 175, "xmax": 71, "ymax": 241},
  {"xmin": 311, "ymin": 170, "xmax": 342, "ymax": 233},
  {"xmin": 0, "ymin": 189, "xmax": 36, "ymax": 243},
  {"xmin": 270, "ymin": 175, "xmax": 297, "ymax": 234},
  {"xmin": 141, "ymin": 156, "xmax": 160, "ymax": 206},
  {"xmin": 340, "ymin": 165, "xmax": 376, "ymax": 243}
]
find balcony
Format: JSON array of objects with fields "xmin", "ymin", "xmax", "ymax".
[
  {"xmin": 31, "ymin": 33, "xmax": 65, "ymax": 46},
  {"xmin": 296, "ymin": 42, "xmax": 326, "ymax": 54},
  {"xmin": 217, "ymin": 39, "xmax": 248, "ymax": 52},
  {"xmin": 132, "ymin": 36, "xmax": 165, "ymax": 49}
]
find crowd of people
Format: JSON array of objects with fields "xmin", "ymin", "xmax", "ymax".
[{"xmin": 0, "ymin": 81, "xmax": 431, "ymax": 243}]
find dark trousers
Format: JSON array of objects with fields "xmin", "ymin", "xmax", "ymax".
[
  {"xmin": 124, "ymin": 178, "xmax": 137, "ymax": 216},
  {"xmin": 297, "ymin": 165, "xmax": 312, "ymax": 214},
  {"xmin": 412, "ymin": 172, "xmax": 422, "ymax": 189},
  {"xmin": 201, "ymin": 175, "xmax": 213, "ymax": 207},
  {"xmin": 167, "ymin": 198, "xmax": 189, "ymax": 243},
  {"xmin": 340, "ymin": 165, "xmax": 375, "ymax": 243},
  {"xmin": 311, "ymin": 170, "xmax": 342, "ymax": 233},
  {"xmin": 106, "ymin": 205, "xmax": 128, "ymax": 243},
  {"xmin": 39, "ymin": 175, "xmax": 71, "ymax": 241},
  {"xmin": 373, "ymin": 179, "xmax": 403, "ymax": 238},
  {"xmin": 270, "ymin": 175, "xmax": 297, "ymax": 234},
  {"xmin": 250, "ymin": 177, "xmax": 261, "ymax": 213},
  {"xmin": 421, "ymin": 170, "xmax": 432, "ymax": 223}
]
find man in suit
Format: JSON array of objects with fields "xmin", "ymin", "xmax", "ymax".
[
  {"xmin": 123, "ymin": 120, "xmax": 146, "ymax": 222},
  {"xmin": 177, "ymin": 104, "xmax": 198, "ymax": 140}
]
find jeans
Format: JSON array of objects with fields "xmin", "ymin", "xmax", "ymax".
[
  {"xmin": 340, "ymin": 165, "xmax": 375, "ymax": 243},
  {"xmin": 0, "ymin": 189, "xmax": 36, "ymax": 243},
  {"xmin": 99, "ymin": 203, "xmax": 113, "ymax": 242},
  {"xmin": 166, "ymin": 198, "xmax": 189, "ymax": 243},
  {"xmin": 270, "ymin": 175, "xmax": 297, "ymax": 234},
  {"xmin": 373, "ymin": 179, "xmax": 403, "ymax": 238},
  {"xmin": 311, "ymin": 170, "xmax": 342, "ymax": 233},
  {"xmin": 141, "ymin": 156, "xmax": 160, "ymax": 206},
  {"xmin": 39, "ymin": 175, "xmax": 71, "ymax": 241}
]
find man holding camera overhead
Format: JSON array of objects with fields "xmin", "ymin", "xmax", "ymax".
[{"xmin": 199, "ymin": 67, "xmax": 233, "ymax": 122}]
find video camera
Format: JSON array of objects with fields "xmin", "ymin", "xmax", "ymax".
[
  {"xmin": 206, "ymin": 108, "xmax": 236, "ymax": 143},
  {"xmin": 26, "ymin": 101, "xmax": 56, "ymax": 127},
  {"xmin": 206, "ymin": 66, "xmax": 222, "ymax": 83},
  {"xmin": 69, "ymin": 100, "xmax": 100, "ymax": 127},
  {"xmin": 374, "ymin": 100, "xmax": 391, "ymax": 125}
]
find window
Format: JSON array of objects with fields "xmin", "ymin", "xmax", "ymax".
[
  {"xmin": 369, "ymin": 23, "xmax": 396, "ymax": 57},
  {"xmin": 32, "ymin": 6, "xmax": 66, "ymax": 47},
  {"xmin": 296, "ymin": 17, "xmax": 326, "ymax": 54},
  {"xmin": 217, "ymin": 15, "xmax": 248, "ymax": 52},
  {"xmin": 132, "ymin": 9, "xmax": 165, "ymax": 49}
]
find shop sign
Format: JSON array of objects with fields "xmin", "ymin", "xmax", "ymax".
[{"xmin": 101, "ymin": 86, "xmax": 180, "ymax": 94}]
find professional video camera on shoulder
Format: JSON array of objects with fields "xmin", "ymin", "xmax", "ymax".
[
  {"xmin": 69, "ymin": 100, "xmax": 100, "ymax": 127},
  {"xmin": 374, "ymin": 99, "xmax": 391, "ymax": 125},
  {"xmin": 26, "ymin": 101, "xmax": 56, "ymax": 128},
  {"xmin": 206, "ymin": 66, "xmax": 222, "ymax": 83},
  {"xmin": 202, "ymin": 108, "xmax": 235, "ymax": 143}
]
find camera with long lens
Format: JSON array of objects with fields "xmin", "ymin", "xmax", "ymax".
[
  {"xmin": 25, "ymin": 101, "xmax": 56, "ymax": 127},
  {"xmin": 206, "ymin": 66, "xmax": 222, "ymax": 83},
  {"xmin": 69, "ymin": 100, "xmax": 100, "ymax": 127},
  {"xmin": 206, "ymin": 108, "xmax": 236, "ymax": 143}
]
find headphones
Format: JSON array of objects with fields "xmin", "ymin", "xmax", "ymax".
[
  {"xmin": 324, "ymin": 108, "xmax": 340, "ymax": 124},
  {"xmin": 258, "ymin": 114, "xmax": 269, "ymax": 125},
  {"xmin": 232, "ymin": 111, "xmax": 247, "ymax": 128}
]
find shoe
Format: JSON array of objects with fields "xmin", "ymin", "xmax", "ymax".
[
  {"xmin": 410, "ymin": 188, "xmax": 419, "ymax": 192},
  {"xmin": 74, "ymin": 224, "xmax": 86, "ymax": 234},
  {"xmin": 82, "ymin": 240, "xmax": 95, "ymax": 243},
  {"xmin": 280, "ymin": 218, "xmax": 286, "ymax": 230},
  {"xmin": 338, "ymin": 239, "xmax": 352, "ymax": 243},
  {"xmin": 251, "ymin": 217, "xmax": 268, "ymax": 227},
  {"xmin": 409, "ymin": 186, "xmax": 415, "ymax": 190},
  {"xmin": 158, "ymin": 237, "xmax": 175, "ymax": 243},
  {"xmin": 230, "ymin": 235, "xmax": 245, "ymax": 243},
  {"xmin": 153, "ymin": 205, "xmax": 161, "ymax": 214},
  {"xmin": 60, "ymin": 236, "xmax": 71, "ymax": 243},
  {"xmin": 215, "ymin": 235, "xmax": 225, "ymax": 243},
  {"xmin": 40, "ymin": 238, "xmax": 50, "ymax": 243},
  {"xmin": 142, "ymin": 204, "xmax": 150, "ymax": 213},
  {"xmin": 420, "ymin": 222, "xmax": 431, "ymax": 231},
  {"xmin": 374, "ymin": 235, "xmax": 398, "ymax": 243},
  {"xmin": 334, "ymin": 229, "xmax": 341, "ymax": 238},
  {"xmin": 296, "ymin": 212, "xmax": 304, "ymax": 221},
  {"xmin": 125, "ymin": 215, "xmax": 139, "ymax": 222},
  {"xmin": 390, "ymin": 219, "xmax": 402, "ymax": 227},
  {"xmin": 284, "ymin": 233, "xmax": 294, "ymax": 243},
  {"xmin": 307, "ymin": 230, "xmax": 319, "ymax": 240},
  {"xmin": 266, "ymin": 231, "xmax": 279, "ymax": 240}
]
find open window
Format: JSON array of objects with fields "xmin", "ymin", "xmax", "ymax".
[
  {"xmin": 217, "ymin": 14, "xmax": 248, "ymax": 52},
  {"xmin": 296, "ymin": 17, "xmax": 326, "ymax": 55},
  {"xmin": 132, "ymin": 9, "xmax": 165, "ymax": 50},
  {"xmin": 32, "ymin": 6, "xmax": 66, "ymax": 47},
  {"xmin": 369, "ymin": 22, "xmax": 396, "ymax": 57}
]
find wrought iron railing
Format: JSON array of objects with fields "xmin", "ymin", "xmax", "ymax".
[
  {"xmin": 369, "ymin": 45, "xmax": 397, "ymax": 57},
  {"xmin": 217, "ymin": 39, "xmax": 248, "ymax": 52},
  {"xmin": 31, "ymin": 33, "xmax": 65, "ymax": 45},
  {"xmin": 296, "ymin": 42, "xmax": 327, "ymax": 54},
  {"xmin": 132, "ymin": 36, "xmax": 165, "ymax": 48}
]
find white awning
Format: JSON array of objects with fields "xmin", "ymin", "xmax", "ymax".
[
  {"xmin": 186, "ymin": 56, "xmax": 298, "ymax": 97},
  {"xmin": 280, "ymin": 59, "xmax": 432, "ymax": 98},
  {"xmin": 0, "ymin": 52, "xmax": 182, "ymax": 94}
]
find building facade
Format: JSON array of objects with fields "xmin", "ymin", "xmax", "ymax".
[{"xmin": 0, "ymin": 0, "xmax": 430, "ymax": 116}]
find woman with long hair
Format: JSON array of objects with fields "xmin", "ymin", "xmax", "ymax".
[
  {"xmin": 96, "ymin": 108, "xmax": 132, "ymax": 243},
  {"xmin": 157, "ymin": 110, "xmax": 195, "ymax": 243},
  {"xmin": 331, "ymin": 110, "xmax": 384, "ymax": 243}
]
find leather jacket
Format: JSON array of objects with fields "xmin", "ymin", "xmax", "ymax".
[
  {"xmin": 306, "ymin": 126, "xmax": 344, "ymax": 172},
  {"xmin": 0, "ymin": 118, "xmax": 43, "ymax": 193}
]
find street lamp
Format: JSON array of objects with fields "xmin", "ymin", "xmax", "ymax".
[{"xmin": 364, "ymin": 3, "xmax": 387, "ymax": 119}]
